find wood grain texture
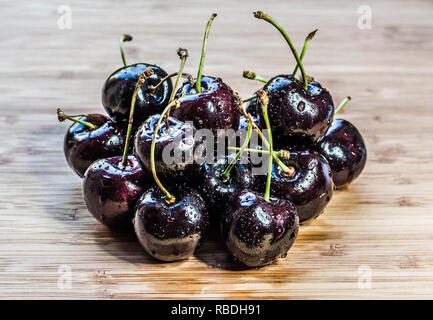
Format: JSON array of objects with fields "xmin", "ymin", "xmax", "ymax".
[{"xmin": 1, "ymin": 0, "xmax": 433, "ymax": 299}]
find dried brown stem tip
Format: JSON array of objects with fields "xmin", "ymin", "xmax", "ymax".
[
  {"xmin": 284, "ymin": 166, "xmax": 296, "ymax": 178},
  {"xmin": 177, "ymin": 47, "xmax": 189, "ymax": 59},
  {"xmin": 57, "ymin": 108, "xmax": 66, "ymax": 122},
  {"xmin": 187, "ymin": 75, "xmax": 194, "ymax": 87},
  {"xmin": 139, "ymin": 68, "xmax": 155, "ymax": 84},
  {"xmin": 253, "ymin": 11, "xmax": 266, "ymax": 19},
  {"xmin": 122, "ymin": 34, "xmax": 133, "ymax": 42},
  {"xmin": 306, "ymin": 29, "xmax": 318, "ymax": 41},
  {"xmin": 255, "ymin": 89, "xmax": 269, "ymax": 106},
  {"xmin": 278, "ymin": 149, "xmax": 290, "ymax": 160},
  {"xmin": 165, "ymin": 197, "xmax": 176, "ymax": 205},
  {"xmin": 211, "ymin": 13, "xmax": 217, "ymax": 19},
  {"xmin": 243, "ymin": 71, "xmax": 256, "ymax": 79}
]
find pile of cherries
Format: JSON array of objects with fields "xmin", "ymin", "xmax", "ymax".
[{"xmin": 58, "ymin": 12, "xmax": 366, "ymax": 267}]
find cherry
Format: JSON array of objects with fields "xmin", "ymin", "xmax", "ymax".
[
  {"xmin": 223, "ymin": 190, "xmax": 298, "ymax": 267},
  {"xmin": 82, "ymin": 69, "xmax": 154, "ymax": 228},
  {"xmin": 252, "ymin": 12, "xmax": 334, "ymax": 144},
  {"xmin": 134, "ymin": 187, "xmax": 208, "ymax": 261},
  {"xmin": 102, "ymin": 35, "xmax": 173, "ymax": 127},
  {"xmin": 133, "ymin": 99, "xmax": 209, "ymax": 261},
  {"xmin": 83, "ymin": 155, "xmax": 149, "ymax": 228},
  {"xmin": 134, "ymin": 109, "xmax": 199, "ymax": 182},
  {"xmin": 263, "ymin": 75, "xmax": 334, "ymax": 144},
  {"xmin": 224, "ymin": 91, "xmax": 299, "ymax": 267},
  {"xmin": 171, "ymin": 14, "xmax": 240, "ymax": 134},
  {"xmin": 58, "ymin": 109, "xmax": 125, "ymax": 178},
  {"xmin": 315, "ymin": 117, "xmax": 367, "ymax": 189},
  {"xmin": 259, "ymin": 148, "xmax": 334, "ymax": 223},
  {"xmin": 199, "ymin": 154, "xmax": 257, "ymax": 231}
]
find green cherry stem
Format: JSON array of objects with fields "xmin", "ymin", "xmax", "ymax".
[
  {"xmin": 57, "ymin": 108, "xmax": 96, "ymax": 129},
  {"xmin": 243, "ymin": 71, "xmax": 268, "ymax": 84},
  {"xmin": 237, "ymin": 103, "xmax": 292, "ymax": 174},
  {"xmin": 148, "ymin": 72, "xmax": 193, "ymax": 92},
  {"xmin": 196, "ymin": 13, "xmax": 217, "ymax": 93},
  {"xmin": 242, "ymin": 95, "xmax": 257, "ymax": 103},
  {"xmin": 222, "ymin": 115, "xmax": 253, "ymax": 179},
  {"xmin": 334, "ymin": 96, "xmax": 351, "ymax": 114},
  {"xmin": 120, "ymin": 34, "xmax": 133, "ymax": 67},
  {"xmin": 122, "ymin": 68, "xmax": 155, "ymax": 166},
  {"xmin": 292, "ymin": 29, "xmax": 317, "ymax": 76},
  {"xmin": 257, "ymin": 90, "xmax": 273, "ymax": 202},
  {"xmin": 169, "ymin": 48, "xmax": 189, "ymax": 103},
  {"xmin": 150, "ymin": 100, "xmax": 181, "ymax": 204},
  {"xmin": 165, "ymin": 48, "xmax": 189, "ymax": 129},
  {"xmin": 227, "ymin": 147, "xmax": 289, "ymax": 159},
  {"xmin": 254, "ymin": 11, "xmax": 308, "ymax": 90}
]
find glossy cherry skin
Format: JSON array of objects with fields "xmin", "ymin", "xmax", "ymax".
[
  {"xmin": 262, "ymin": 74, "xmax": 334, "ymax": 144},
  {"xmin": 134, "ymin": 187, "xmax": 209, "ymax": 261},
  {"xmin": 102, "ymin": 63, "xmax": 172, "ymax": 127},
  {"xmin": 172, "ymin": 76, "xmax": 240, "ymax": 134},
  {"xmin": 259, "ymin": 149, "xmax": 333, "ymax": 223},
  {"xmin": 315, "ymin": 119, "xmax": 367, "ymax": 189},
  {"xmin": 82, "ymin": 155, "xmax": 149, "ymax": 228},
  {"xmin": 223, "ymin": 190, "xmax": 299, "ymax": 267},
  {"xmin": 134, "ymin": 114, "xmax": 199, "ymax": 182},
  {"xmin": 63, "ymin": 114, "xmax": 125, "ymax": 178},
  {"xmin": 199, "ymin": 155, "xmax": 258, "ymax": 229}
]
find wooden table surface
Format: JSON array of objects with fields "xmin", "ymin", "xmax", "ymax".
[{"xmin": 1, "ymin": 0, "xmax": 433, "ymax": 299}]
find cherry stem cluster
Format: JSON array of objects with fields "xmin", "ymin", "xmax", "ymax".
[
  {"xmin": 121, "ymin": 68, "xmax": 155, "ymax": 167},
  {"xmin": 254, "ymin": 11, "xmax": 308, "ymax": 90}
]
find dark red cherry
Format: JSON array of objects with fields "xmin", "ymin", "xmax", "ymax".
[
  {"xmin": 259, "ymin": 148, "xmax": 333, "ymax": 223},
  {"xmin": 223, "ymin": 190, "xmax": 299, "ymax": 267},
  {"xmin": 199, "ymin": 155, "xmax": 258, "ymax": 230},
  {"xmin": 262, "ymin": 75, "xmax": 334, "ymax": 144},
  {"xmin": 172, "ymin": 76, "xmax": 240, "ymax": 134},
  {"xmin": 134, "ymin": 187, "xmax": 209, "ymax": 261},
  {"xmin": 82, "ymin": 155, "xmax": 149, "ymax": 228},
  {"xmin": 315, "ymin": 119, "xmax": 367, "ymax": 189},
  {"xmin": 63, "ymin": 113, "xmax": 125, "ymax": 178},
  {"xmin": 102, "ymin": 63, "xmax": 172, "ymax": 127},
  {"xmin": 134, "ymin": 114, "xmax": 199, "ymax": 181}
]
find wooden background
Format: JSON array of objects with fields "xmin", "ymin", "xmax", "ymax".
[{"xmin": 1, "ymin": 0, "xmax": 433, "ymax": 299}]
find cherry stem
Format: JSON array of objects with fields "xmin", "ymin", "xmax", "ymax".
[
  {"xmin": 57, "ymin": 108, "xmax": 96, "ymax": 129},
  {"xmin": 243, "ymin": 71, "xmax": 268, "ymax": 83},
  {"xmin": 196, "ymin": 13, "xmax": 217, "ymax": 93},
  {"xmin": 334, "ymin": 96, "xmax": 351, "ymax": 114},
  {"xmin": 237, "ymin": 103, "xmax": 292, "ymax": 174},
  {"xmin": 254, "ymin": 11, "xmax": 308, "ymax": 90},
  {"xmin": 242, "ymin": 95, "xmax": 257, "ymax": 103},
  {"xmin": 122, "ymin": 68, "xmax": 155, "ymax": 166},
  {"xmin": 222, "ymin": 117, "xmax": 253, "ymax": 179},
  {"xmin": 120, "ymin": 34, "xmax": 133, "ymax": 67},
  {"xmin": 292, "ymin": 29, "xmax": 317, "ymax": 76},
  {"xmin": 228, "ymin": 147, "xmax": 295, "ymax": 177},
  {"xmin": 256, "ymin": 90, "xmax": 273, "ymax": 202},
  {"xmin": 166, "ymin": 48, "xmax": 189, "ymax": 129},
  {"xmin": 151, "ymin": 100, "xmax": 180, "ymax": 204},
  {"xmin": 228, "ymin": 147, "xmax": 289, "ymax": 159},
  {"xmin": 149, "ymin": 72, "xmax": 192, "ymax": 92}
]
